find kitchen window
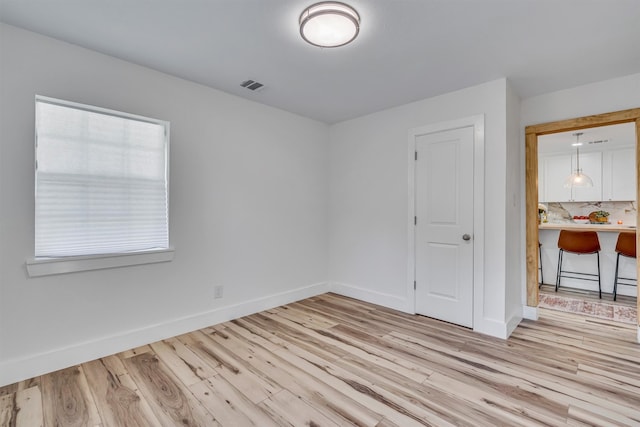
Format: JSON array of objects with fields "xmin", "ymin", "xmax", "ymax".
[{"xmin": 27, "ymin": 96, "xmax": 173, "ymax": 276}]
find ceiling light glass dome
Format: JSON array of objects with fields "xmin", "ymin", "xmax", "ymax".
[{"xmin": 299, "ymin": 2, "xmax": 360, "ymax": 48}]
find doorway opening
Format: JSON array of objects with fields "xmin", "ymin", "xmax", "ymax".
[{"xmin": 525, "ymin": 108, "xmax": 640, "ymax": 332}]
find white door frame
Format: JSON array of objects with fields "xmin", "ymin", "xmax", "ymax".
[{"xmin": 408, "ymin": 115, "xmax": 485, "ymax": 329}]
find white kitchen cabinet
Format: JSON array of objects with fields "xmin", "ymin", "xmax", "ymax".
[
  {"xmin": 538, "ymin": 158, "xmax": 545, "ymax": 202},
  {"xmin": 539, "ymin": 152, "xmax": 602, "ymax": 202},
  {"xmin": 570, "ymin": 151, "xmax": 602, "ymax": 202},
  {"xmin": 541, "ymin": 154, "xmax": 572, "ymax": 202},
  {"xmin": 602, "ymin": 147, "xmax": 636, "ymax": 201}
]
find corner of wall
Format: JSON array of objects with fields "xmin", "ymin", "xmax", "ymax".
[
  {"xmin": 0, "ymin": 281, "xmax": 331, "ymax": 387},
  {"xmin": 473, "ymin": 311, "xmax": 522, "ymax": 340},
  {"xmin": 329, "ymin": 282, "xmax": 413, "ymax": 314},
  {"xmin": 473, "ymin": 317, "xmax": 506, "ymax": 340},
  {"xmin": 522, "ymin": 304, "xmax": 539, "ymax": 320},
  {"xmin": 506, "ymin": 313, "xmax": 523, "ymax": 337}
]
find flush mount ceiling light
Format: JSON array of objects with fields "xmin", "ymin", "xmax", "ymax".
[
  {"xmin": 564, "ymin": 132, "xmax": 594, "ymax": 188},
  {"xmin": 299, "ymin": 2, "xmax": 360, "ymax": 48}
]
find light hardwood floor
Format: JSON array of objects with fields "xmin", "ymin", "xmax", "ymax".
[{"xmin": 1, "ymin": 293, "xmax": 639, "ymax": 426}]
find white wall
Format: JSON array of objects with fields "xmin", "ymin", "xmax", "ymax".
[
  {"xmin": 505, "ymin": 80, "xmax": 523, "ymax": 332},
  {"xmin": 328, "ymin": 78, "xmax": 516, "ymax": 338},
  {"xmin": 521, "ymin": 73, "xmax": 640, "ymax": 126},
  {"xmin": 0, "ymin": 24, "xmax": 330, "ymax": 386},
  {"xmin": 520, "ymin": 73, "xmax": 640, "ymax": 309}
]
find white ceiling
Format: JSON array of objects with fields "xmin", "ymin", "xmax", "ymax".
[
  {"xmin": 1, "ymin": 0, "xmax": 639, "ymax": 123},
  {"xmin": 539, "ymin": 122, "xmax": 636, "ymax": 154}
]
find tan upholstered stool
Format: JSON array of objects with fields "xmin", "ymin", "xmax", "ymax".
[
  {"xmin": 555, "ymin": 230, "xmax": 601, "ymax": 298},
  {"xmin": 613, "ymin": 232, "xmax": 637, "ymax": 301}
]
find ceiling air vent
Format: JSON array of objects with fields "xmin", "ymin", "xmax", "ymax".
[
  {"xmin": 240, "ymin": 79, "xmax": 264, "ymax": 91},
  {"xmin": 587, "ymin": 139, "xmax": 609, "ymax": 145}
]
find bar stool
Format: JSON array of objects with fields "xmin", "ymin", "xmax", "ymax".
[
  {"xmin": 538, "ymin": 242, "xmax": 544, "ymax": 288},
  {"xmin": 555, "ymin": 230, "xmax": 601, "ymax": 298},
  {"xmin": 613, "ymin": 232, "xmax": 637, "ymax": 301}
]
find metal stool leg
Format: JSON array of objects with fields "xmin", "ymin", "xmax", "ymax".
[
  {"xmin": 613, "ymin": 252, "xmax": 620, "ymax": 301},
  {"xmin": 555, "ymin": 249, "xmax": 563, "ymax": 292},
  {"xmin": 539, "ymin": 243, "xmax": 544, "ymax": 288},
  {"xmin": 596, "ymin": 251, "xmax": 601, "ymax": 299}
]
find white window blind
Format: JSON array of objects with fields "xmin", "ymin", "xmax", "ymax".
[{"xmin": 35, "ymin": 96, "xmax": 169, "ymax": 258}]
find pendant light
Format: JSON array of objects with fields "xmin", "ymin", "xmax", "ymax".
[{"xmin": 563, "ymin": 132, "xmax": 594, "ymax": 188}]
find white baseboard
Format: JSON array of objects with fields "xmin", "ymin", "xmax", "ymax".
[
  {"xmin": 0, "ymin": 282, "xmax": 330, "ymax": 387},
  {"xmin": 330, "ymin": 282, "xmax": 524, "ymax": 340},
  {"xmin": 473, "ymin": 317, "xmax": 511, "ymax": 339},
  {"xmin": 0, "ymin": 281, "xmax": 561, "ymax": 387},
  {"xmin": 522, "ymin": 305, "xmax": 539, "ymax": 320},
  {"xmin": 506, "ymin": 314, "xmax": 522, "ymax": 337},
  {"xmin": 330, "ymin": 281, "xmax": 412, "ymax": 314}
]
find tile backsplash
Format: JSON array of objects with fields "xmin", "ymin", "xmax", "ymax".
[{"xmin": 544, "ymin": 201, "xmax": 637, "ymax": 224}]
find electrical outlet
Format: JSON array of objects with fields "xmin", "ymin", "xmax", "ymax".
[{"xmin": 214, "ymin": 285, "xmax": 224, "ymax": 299}]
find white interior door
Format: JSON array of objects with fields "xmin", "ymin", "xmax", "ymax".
[{"xmin": 414, "ymin": 126, "xmax": 474, "ymax": 327}]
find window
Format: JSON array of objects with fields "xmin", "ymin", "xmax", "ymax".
[{"xmin": 28, "ymin": 96, "xmax": 171, "ymax": 275}]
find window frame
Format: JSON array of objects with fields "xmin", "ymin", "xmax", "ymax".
[{"xmin": 27, "ymin": 95, "xmax": 173, "ymax": 277}]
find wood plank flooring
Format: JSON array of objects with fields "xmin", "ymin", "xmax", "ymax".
[{"xmin": 1, "ymin": 293, "xmax": 639, "ymax": 426}]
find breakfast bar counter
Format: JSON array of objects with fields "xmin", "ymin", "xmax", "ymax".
[{"xmin": 539, "ymin": 223, "xmax": 636, "ymax": 233}]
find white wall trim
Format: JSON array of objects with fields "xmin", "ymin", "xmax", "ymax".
[
  {"xmin": 474, "ymin": 318, "xmax": 511, "ymax": 340},
  {"xmin": 0, "ymin": 282, "xmax": 330, "ymax": 387},
  {"xmin": 26, "ymin": 247, "xmax": 175, "ymax": 277},
  {"xmin": 407, "ymin": 115, "xmax": 486, "ymax": 328},
  {"xmin": 330, "ymin": 281, "xmax": 412, "ymax": 314},
  {"xmin": 506, "ymin": 314, "xmax": 523, "ymax": 337},
  {"xmin": 522, "ymin": 305, "xmax": 539, "ymax": 320}
]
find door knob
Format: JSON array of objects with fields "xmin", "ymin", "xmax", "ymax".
[{"xmin": 462, "ymin": 234, "xmax": 471, "ymax": 241}]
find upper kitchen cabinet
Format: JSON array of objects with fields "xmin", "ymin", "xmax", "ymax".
[
  {"xmin": 603, "ymin": 147, "xmax": 636, "ymax": 201},
  {"xmin": 538, "ymin": 123, "xmax": 636, "ymax": 203},
  {"xmin": 540, "ymin": 154, "xmax": 571, "ymax": 202},
  {"xmin": 540, "ymin": 152, "xmax": 602, "ymax": 202}
]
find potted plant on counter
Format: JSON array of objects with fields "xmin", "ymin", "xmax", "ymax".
[
  {"xmin": 538, "ymin": 203, "xmax": 548, "ymax": 223},
  {"xmin": 588, "ymin": 210, "xmax": 610, "ymax": 224}
]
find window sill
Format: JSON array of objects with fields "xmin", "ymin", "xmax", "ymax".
[{"xmin": 26, "ymin": 248, "xmax": 175, "ymax": 277}]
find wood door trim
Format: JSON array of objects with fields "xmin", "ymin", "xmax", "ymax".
[
  {"xmin": 526, "ymin": 108, "xmax": 640, "ymax": 136},
  {"xmin": 524, "ymin": 108, "xmax": 640, "ymax": 329}
]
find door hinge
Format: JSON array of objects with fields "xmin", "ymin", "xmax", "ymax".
[
  {"xmin": 414, "ymin": 280, "xmax": 416, "ymax": 290},
  {"xmin": 415, "ymin": 151, "xmax": 418, "ymax": 160}
]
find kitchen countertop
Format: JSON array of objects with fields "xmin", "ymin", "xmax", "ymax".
[{"xmin": 539, "ymin": 223, "xmax": 636, "ymax": 232}]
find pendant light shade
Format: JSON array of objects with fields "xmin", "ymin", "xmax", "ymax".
[
  {"xmin": 564, "ymin": 132, "xmax": 594, "ymax": 188},
  {"xmin": 563, "ymin": 171, "xmax": 594, "ymax": 188},
  {"xmin": 299, "ymin": 2, "xmax": 360, "ymax": 48}
]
